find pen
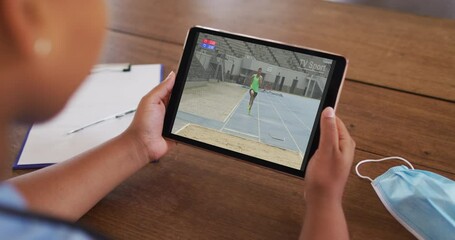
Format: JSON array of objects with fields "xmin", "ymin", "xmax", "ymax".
[
  {"xmin": 114, "ymin": 109, "xmax": 136, "ymax": 118},
  {"xmin": 67, "ymin": 109, "xmax": 137, "ymax": 135}
]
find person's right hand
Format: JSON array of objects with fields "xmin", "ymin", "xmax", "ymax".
[{"xmin": 303, "ymin": 107, "xmax": 356, "ymax": 206}]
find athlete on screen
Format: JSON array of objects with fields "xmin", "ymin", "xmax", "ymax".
[{"xmin": 248, "ymin": 68, "xmax": 263, "ymax": 114}]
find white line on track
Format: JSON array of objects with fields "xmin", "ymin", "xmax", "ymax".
[
  {"xmin": 220, "ymin": 92, "xmax": 247, "ymax": 132},
  {"xmin": 268, "ymin": 95, "xmax": 303, "ymax": 154},
  {"xmin": 257, "ymin": 99, "xmax": 261, "ymax": 142},
  {"xmin": 223, "ymin": 127, "xmax": 259, "ymax": 139},
  {"xmin": 276, "ymin": 94, "xmax": 312, "ymax": 132},
  {"xmin": 174, "ymin": 123, "xmax": 190, "ymax": 134}
]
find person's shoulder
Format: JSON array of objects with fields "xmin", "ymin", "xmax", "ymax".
[
  {"xmin": 0, "ymin": 183, "xmax": 27, "ymax": 209},
  {"xmin": 0, "ymin": 183, "xmax": 106, "ymax": 240}
]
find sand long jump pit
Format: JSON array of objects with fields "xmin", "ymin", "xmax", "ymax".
[
  {"xmin": 178, "ymin": 82, "xmax": 247, "ymax": 122},
  {"xmin": 176, "ymin": 124, "xmax": 302, "ymax": 169}
]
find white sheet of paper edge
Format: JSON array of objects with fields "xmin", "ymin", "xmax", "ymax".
[{"xmin": 15, "ymin": 64, "xmax": 163, "ymax": 168}]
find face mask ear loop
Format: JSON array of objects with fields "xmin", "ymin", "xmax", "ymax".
[
  {"xmin": 355, "ymin": 160, "xmax": 374, "ymax": 182},
  {"xmin": 355, "ymin": 156, "xmax": 415, "ymax": 182}
]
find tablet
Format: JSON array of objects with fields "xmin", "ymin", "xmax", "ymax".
[{"xmin": 163, "ymin": 26, "xmax": 347, "ymax": 177}]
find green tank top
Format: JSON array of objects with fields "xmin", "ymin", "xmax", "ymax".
[{"xmin": 250, "ymin": 74, "xmax": 260, "ymax": 92}]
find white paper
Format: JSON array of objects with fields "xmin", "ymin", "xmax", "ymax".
[{"xmin": 16, "ymin": 64, "xmax": 162, "ymax": 167}]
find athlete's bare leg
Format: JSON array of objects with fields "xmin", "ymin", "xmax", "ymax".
[{"xmin": 248, "ymin": 89, "xmax": 256, "ymax": 114}]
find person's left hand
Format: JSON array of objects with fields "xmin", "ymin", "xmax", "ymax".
[
  {"xmin": 124, "ymin": 71, "xmax": 176, "ymax": 162},
  {"xmin": 303, "ymin": 107, "xmax": 355, "ymax": 205}
]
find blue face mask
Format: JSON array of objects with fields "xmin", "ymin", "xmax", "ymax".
[{"xmin": 355, "ymin": 157, "xmax": 455, "ymax": 240}]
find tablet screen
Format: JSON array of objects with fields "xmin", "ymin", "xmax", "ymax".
[{"xmin": 165, "ymin": 27, "xmax": 346, "ymax": 177}]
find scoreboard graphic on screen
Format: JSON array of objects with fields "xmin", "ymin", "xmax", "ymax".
[{"xmin": 201, "ymin": 38, "xmax": 216, "ymax": 50}]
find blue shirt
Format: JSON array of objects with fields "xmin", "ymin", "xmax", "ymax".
[{"xmin": 0, "ymin": 183, "xmax": 102, "ymax": 239}]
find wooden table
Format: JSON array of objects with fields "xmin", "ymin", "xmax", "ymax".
[{"xmin": 8, "ymin": 0, "xmax": 455, "ymax": 239}]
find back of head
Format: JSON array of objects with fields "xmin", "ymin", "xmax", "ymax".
[{"xmin": 0, "ymin": 0, "xmax": 107, "ymax": 123}]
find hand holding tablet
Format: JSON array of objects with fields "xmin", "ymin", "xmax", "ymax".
[{"xmin": 163, "ymin": 26, "xmax": 348, "ymax": 177}]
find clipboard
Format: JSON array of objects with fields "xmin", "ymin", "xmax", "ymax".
[{"xmin": 14, "ymin": 64, "xmax": 164, "ymax": 169}]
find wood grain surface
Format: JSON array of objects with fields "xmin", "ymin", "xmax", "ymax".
[
  {"xmin": 7, "ymin": 0, "xmax": 455, "ymax": 239},
  {"xmin": 106, "ymin": 0, "xmax": 455, "ymax": 102}
]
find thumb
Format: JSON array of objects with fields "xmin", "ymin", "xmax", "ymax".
[
  {"xmin": 318, "ymin": 107, "xmax": 339, "ymax": 151},
  {"xmin": 145, "ymin": 71, "xmax": 175, "ymax": 104}
]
